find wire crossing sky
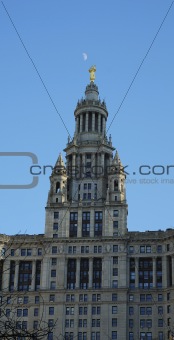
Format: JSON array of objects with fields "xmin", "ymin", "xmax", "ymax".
[{"xmin": 0, "ymin": 0, "xmax": 174, "ymax": 235}]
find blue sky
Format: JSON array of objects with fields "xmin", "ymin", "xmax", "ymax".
[{"xmin": 0, "ymin": 0, "xmax": 174, "ymax": 235}]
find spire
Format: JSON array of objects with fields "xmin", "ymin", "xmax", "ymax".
[
  {"xmin": 113, "ymin": 150, "xmax": 121, "ymax": 165},
  {"xmin": 55, "ymin": 153, "xmax": 65, "ymax": 167}
]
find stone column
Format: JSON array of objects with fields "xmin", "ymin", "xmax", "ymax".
[
  {"xmin": 77, "ymin": 209, "xmax": 82, "ymax": 237},
  {"xmin": 72, "ymin": 154, "xmax": 76, "ymax": 169},
  {"xmin": 80, "ymin": 115, "xmax": 83, "ymax": 133},
  {"xmin": 102, "ymin": 117, "xmax": 106, "ymax": 135},
  {"xmin": 2, "ymin": 259, "xmax": 11, "ymax": 291},
  {"xmin": 89, "ymin": 258, "xmax": 93, "ymax": 288},
  {"xmin": 64, "ymin": 258, "xmax": 68, "ymax": 289},
  {"xmin": 76, "ymin": 116, "xmax": 79, "ymax": 134},
  {"xmin": 90, "ymin": 209, "xmax": 94, "ymax": 237},
  {"xmin": 92, "ymin": 112, "xmax": 95, "ymax": 131},
  {"xmin": 31, "ymin": 260, "xmax": 36, "ymax": 291},
  {"xmin": 153, "ymin": 257, "xmax": 156, "ymax": 288},
  {"xmin": 162, "ymin": 256, "xmax": 167, "ymax": 288},
  {"xmin": 135, "ymin": 257, "xmax": 139, "ymax": 288},
  {"xmin": 85, "ymin": 112, "xmax": 89, "ymax": 132},
  {"xmin": 82, "ymin": 154, "xmax": 86, "ymax": 178},
  {"xmin": 101, "ymin": 153, "xmax": 105, "ymax": 169},
  {"xmin": 41, "ymin": 257, "xmax": 49, "ymax": 289},
  {"xmin": 102, "ymin": 257, "xmax": 110, "ymax": 288},
  {"xmin": 14, "ymin": 260, "xmax": 19, "ymax": 291},
  {"xmin": 98, "ymin": 114, "xmax": 101, "ymax": 133},
  {"xmin": 76, "ymin": 258, "xmax": 80, "ymax": 289}
]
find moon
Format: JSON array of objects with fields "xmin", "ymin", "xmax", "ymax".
[{"xmin": 82, "ymin": 52, "xmax": 88, "ymax": 61}]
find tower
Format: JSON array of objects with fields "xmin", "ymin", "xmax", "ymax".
[{"xmin": 45, "ymin": 67, "xmax": 128, "ymax": 238}]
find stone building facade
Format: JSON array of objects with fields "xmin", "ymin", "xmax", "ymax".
[{"xmin": 0, "ymin": 75, "xmax": 174, "ymax": 340}]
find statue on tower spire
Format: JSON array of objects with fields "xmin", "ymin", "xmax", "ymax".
[{"xmin": 89, "ymin": 65, "xmax": 96, "ymax": 82}]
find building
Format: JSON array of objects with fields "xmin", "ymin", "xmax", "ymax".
[{"xmin": 0, "ymin": 69, "xmax": 174, "ymax": 340}]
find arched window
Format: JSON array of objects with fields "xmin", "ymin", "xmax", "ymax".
[
  {"xmin": 56, "ymin": 182, "xmax": 60, "ymax": 193},
  {"xmin": 114, "ymin": 180, "xmax": 118, "ymax": 191}
]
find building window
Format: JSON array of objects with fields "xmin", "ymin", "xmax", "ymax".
[
  {"xmin": 129, "ymin": 333, "xmax": 134, "ymax": 340},
  {"xmin": 67, "ymin": 259, "xmax": 76, "ymax": 289},
  {"xmin": 34, "ymin": 308, "xmax": 39, "ymax": 316},
  {"xmin": 79, "ymin": 294, "xmax": 88, "ymax": 302},
  {"xmin": 158, "ymin": 319, "xmax": 163, "ymax": 327},
  {"xmin": 140, "ymin": 246, "xmax": 145, "ymax": 253},
  {"xmin": 68, "ymin": 246, "xmax": 76, "ymax": 254},
  {"xmin": 129, "ymin": 319, "xmax": 134, "ymax": 328},
  {"xmin": 93, "ymin": 258, "xmax": 102, "ymax": 289},
  {"xmin": 48, "ymin": 319, "xmax": 54, "ymax": 327},
  {"xmin": 80, "ymin": 259, "xmax": 89, "ymax": 289},
  {"xmin": 23, "ymin": 309, "xmax": 28, "ymax": 317},
  {"xmin": 53, "ymin": 223, "xmax": 58, "ymax": 231},
  {"xmin": 167, "ymin": 292, "xmax": 170, "ymax": 301},
  {"xmin": 66, "ymin": 294, "xmax": 75, "ymax": 302},
  {"xmin": 52, "ymin": 246, "xmax": 57, "ymax": 254},
  {"xmin": 94, "ymin": 246, "xmax": 102, "ymax": 253},
  {"xmin": 139, "ymin": 258, "xmax": 153, "ymax": 289},
  {"xmin": 157, "ymin": 245, "xmax": 162, "ymax": 253},
  {"xmin": 113, "ymin": 221, "xmax": 118, "ymax": 228},
  {"xmin": 35, "ymin": 296, "xmax": 40, "ymax": 304},
  {"xmin": 146, "ymin": 246, "xmax": 151, "ymax": 253},
  {"xmin": 21, "ymin": 249, "xmax": 26, "ymax": 256},
  {"xmin": 112, "ymin": 294, "xmax": 117, "ymax": 301},
  {"xmin": 129, "ymin": 246, "xmax": 134, "ymax": 254},
  {"xmin": 112, "ymin": 318, "xmax": 117, "ymax": 327},
  {"xmin": 112, "ymin": 306, "xmax": 117, "ymax": 314},
  {"xmin": 50, "ymin": 281, "xmax": 56, "ymax": 290},
  {"xmin": 48, "ymin": 332, "xmax": 53, "ymax": 340},
  {"xmin": 81, "ymin": 246, "xmax": 89, "ymax": 253},
  {"xmin": 38, "ymin": 248, "xmax": 42, "ymax": 256},
  {"xmin": 78, "ymin": 332, "xmax": 87, "ymax": 340},
  {"xmin": 158, "ymin": 294, "xmax": 163, "ymax": 301},
  {"xmin": 54, "ymin": 212, "xmax": 59, "ymax": 219},
  {"xmin": 10, "ymin": 249, "xmax": 15, "ymax": 256},
  {"xmin": 129, "ymin": 307, "xmax": 134, "ymax": 315},
  {"xmin": 112, "ymin": 331, "xmax": 117, "ymax": 339},
  {"xmin": 113, "ymin": 257, "xmax": 118, "ymax": 265},
  {"xmin": 82, "ymin": 212, "xmax": 90, "ymax": 237},
  {"xmin": 113, "ymin": 268, "xmax": 118, "ymax": 276},
  {"xmin": 158, "ymin": 306, "xmax": 163, "ymax": 315},
  {"xmin": 167, "ymin": 305, "xmax": 171, "ymax": 313},
  {"xmin": 33, "ymin": 320, "xmax": 38, "ymax": 330},
  {"xmin": 113, "ymin": 210, "xmax": 118, "ymax": 217},
  {"xmin": 70, "ymin": 212, "xmax": 78, "ymax": 237},
  {"xmin": 92, "ymin": 319, "xmax": 100, "ymax": 327},
  {"xmin": 158, "ymin": 332, "xmax": 163, "ymax": 340},
  {"xmin": 51, "ymin": 258, "xmax": 57, "ymax": 266},
  {"xmin": 129, "ymin": 294, "xmax": 134, "ymax": 301},
  {"xmin": 112, "ymin": 280, "xmax": 118, "ymax": 288},
  {"xmin": 18, "ymin": 261, "xmax": 32, "ymax": 291},
  {"xmin": 50, "ymin": 294, "xmax": 55, "ymax": 302},
  {"xmin": 113, "ymin": 245, "xmax": 118, "ymax": 253},
  {"xmin": 146, "ymin": 319, "xmax": 152, "ymax": 328},
  {"xmin": 92, "ymin": 306, "xmax": 100, "ymax": 315},
  {"xmin": 49, "ymin": 307, "xmax": 54, "ymax": 315},
  {"xmin": 92, "ymin": 294, "xmax": 101, "ymax": 302},
  {"xmin": 24, "ymin": 296, "xmax": 29, "ymax": 304},
  {"xmin": 94, "ymin": 212, "xmax": 102, "ymax": 237},
  {"xmin": 51, "ymin": 270, "xmax": 56, "ymax": 277},
  {"xmin": 79, "ymin": 307, "xmax": 88, "ymax": 315},
  {"xmin": 66, "ymin": 307, "xmax": 74, "ymax": 315}
]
